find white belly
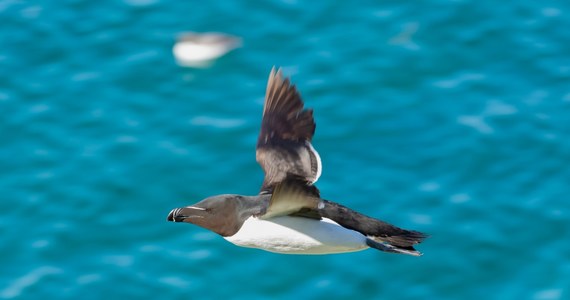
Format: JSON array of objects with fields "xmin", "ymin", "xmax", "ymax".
[{"xmin": 223, "ymin": 216, "xmax": 369, "ymax": 254}]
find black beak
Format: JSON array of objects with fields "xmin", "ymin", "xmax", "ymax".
[
  {"xmin": 167, "ymin": 207, "xmax": 206, "ymax": 222},
  {"xmin": 167, "ymin": 208, "xmax": 186, "ymax": 222}
]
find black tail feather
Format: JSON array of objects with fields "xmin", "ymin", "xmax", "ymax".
[
  {"xmin": 369, "ymin": 229, "xmax": 428, "ymax": 256},
  {"xmin": 379, "ymin": 229, "xmax": 428, "ymax": 248}
]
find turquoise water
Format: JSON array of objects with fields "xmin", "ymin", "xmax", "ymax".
[{"xmin": 2, "ymin": 0, "xmax": 569, "ymax": 299}]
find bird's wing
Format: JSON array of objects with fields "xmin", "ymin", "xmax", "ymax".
[
  {"xmin": 260, "ymin": 177, "xmax": 321, "ymax": 220},
  {"xmin": 256, "ymin": 67, "xmax": 322, "ymax": 194}
]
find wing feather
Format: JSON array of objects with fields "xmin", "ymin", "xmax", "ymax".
[
  {"xmin": 256, "ymin": 67, "xmax": 322, "ymax": 193},
  {"xmin": 260, "ymin": 177, "xmax": 321, "ymax": 219}
]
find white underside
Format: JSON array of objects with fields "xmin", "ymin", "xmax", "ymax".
[{"xmin": 224, "ymin": 216, "xmax": 369, "ymax": 254}]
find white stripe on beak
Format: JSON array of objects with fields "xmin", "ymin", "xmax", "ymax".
[{"xmin": 187, "ymin": 206, "xmax": 206, "ymax": 211}]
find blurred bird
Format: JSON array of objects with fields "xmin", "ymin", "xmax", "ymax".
[
  {"xmin": 167, "ymin": 68, "xmax": 427, "ymax": 255},
  {"xmin": 173, "ymin": 32, "xmax": 241, "ymax": 68}
]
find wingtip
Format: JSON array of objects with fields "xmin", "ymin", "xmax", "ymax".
[
  {"xmin": 268, "ymin": 66, "xmax": 286, "ymax": 83},
  {"xmin": 366, "ymin": 238, "xmax": 424, "ymax": 256},
  {"xmin": 400, "ymin": 248, "xmax": 423, "ymax": 257},
  {"xmin": 264, "ymin": 66, "xmax": 298, "ymax": 116},
  {"xmin": 268, "ymin": 66, "xmax": 279, "ymax": 82}
]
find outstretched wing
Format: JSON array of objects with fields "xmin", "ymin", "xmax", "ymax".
[{"xmin": 256, "ymin": 67, "xmax": 322, "ymax": 194}]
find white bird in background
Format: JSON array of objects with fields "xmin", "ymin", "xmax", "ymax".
[{"xmin": 173, "ymin": 32, "xmax": 242, "ymax": 68}]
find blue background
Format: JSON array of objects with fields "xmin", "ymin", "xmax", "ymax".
[{"xmin": 1, "ymin": 0, "xmax": 569, "ymax": 299}]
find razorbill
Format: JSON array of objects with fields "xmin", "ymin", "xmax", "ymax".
[{"xmin": 167, "ymin": 68, "xmax": 427, "ymax": 255}]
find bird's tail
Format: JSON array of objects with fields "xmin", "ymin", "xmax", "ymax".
[
  {"xmin": 318, "ymin": 200, "xmax": 428, "ymax": 256},
  {"xmin": 366, "ymin": 230, "xmax": 427, "ymax": 256}
]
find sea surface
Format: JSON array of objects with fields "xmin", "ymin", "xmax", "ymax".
[{"xmin": 2, "ymin": 0, "xmax": 569, "ymax": 299}]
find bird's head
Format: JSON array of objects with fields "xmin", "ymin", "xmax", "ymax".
[{"xmin": 167, "ymin": 195, "xmax": 245, "ymax": 236}]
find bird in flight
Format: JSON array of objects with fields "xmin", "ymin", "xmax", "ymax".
[{"xmin": 167, "ymin": 68, "xmax": 427, "ymax": 255}]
